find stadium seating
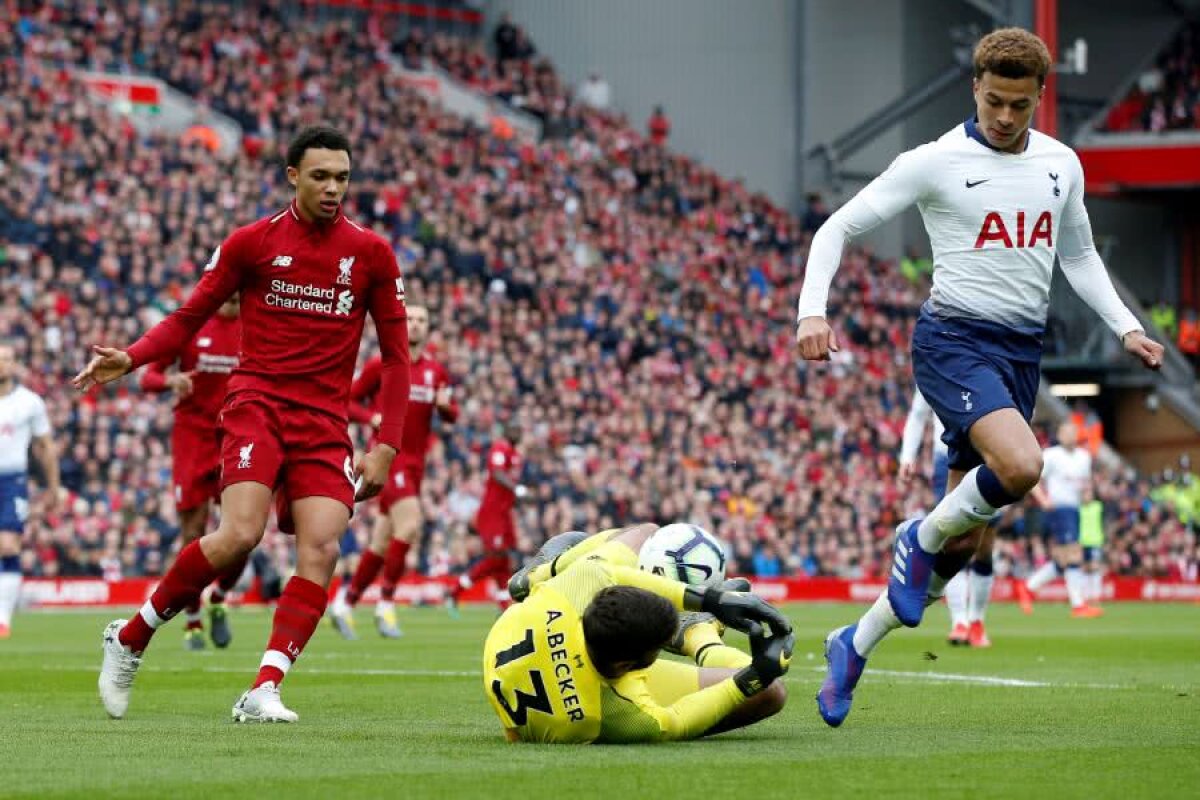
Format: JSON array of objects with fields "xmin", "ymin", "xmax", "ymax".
[{"xmin": 1, "ymin": 3, "xmax": 1195, "ymax": 584}]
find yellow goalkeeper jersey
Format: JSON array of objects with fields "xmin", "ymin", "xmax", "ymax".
[{"xmin": 482, "ymin": 556, "xmax": 745, "ymax": 744}]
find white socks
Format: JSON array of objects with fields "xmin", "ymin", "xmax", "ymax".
[
  {"xmin": 852, "ymin": 591, "xmax": 902, "ymax": 657},
  {"xmin": 1026, "ymin": 561, "xmax": 1060, "ymax": 593},
  {"xmin": 376, "ymin": 599, "xmax": 395, "ymax": 617},
  {"xmin": 1087, "ymin": 570, "xmax": 1104, "ymax": 603},
  {"xmin": 967, "ymin": 571, "xmax": 994, "ymax": 623},
  {"xmin": 916, "ymin": 466, "xmax": 998, "ymax": 553},
  {"xmin": 0, "ymin": 571, "xmax": 22, "ymax": 627},
  {"xmin": 944, "ymin": 572, "xmax": 969, "ymax": 627},
  {"xmin": 1065, "ymin": 566, "xmax": 1086, "ymax": 609}
]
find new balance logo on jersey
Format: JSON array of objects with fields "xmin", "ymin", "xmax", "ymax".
[
  {"xmin": 961, "ymin": 391, "xmax": 973, "ymax": 411},
  {"xmin": 974, "ymin": 210, "xmax": 1053, "ymax": 249},
  {"xmin": 1049, "ymin": 172, "xmax": 1061, "ymax": 197},
  {"xmin": 335, "ymin": 289, "xmax": 354, "ymax": 315},
  {"xmin": 272, "ymin": 255, "xmax": 293, "ymax": 267},
  {"xmin": 395, "ymin": 276, "xmax": 406, "ymax": 302},
  {"xmin": 337, "ymin": 256, "xmax": 355, "ymax": 285},
  {"xmin": 238, "ymin": 443, "xmax": 254, "ymax": 469}
]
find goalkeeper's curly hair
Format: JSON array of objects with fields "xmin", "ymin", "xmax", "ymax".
[
  {"xmin": 583, "ymin": 586, "xmax": 678, "ymax": 679},
  {"xmin": 973, "ymin": 28, "xmax": 1052, "ymax": 86}
]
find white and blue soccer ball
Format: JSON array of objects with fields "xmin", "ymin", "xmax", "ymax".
[{"xmin": 638, "ymin": 523, "xmax": 727, "ymax": 588}]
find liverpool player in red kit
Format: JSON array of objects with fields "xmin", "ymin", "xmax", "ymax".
[
  {"xmin": 331, "ymin": 301, "xmax": 458, "ymax": 639},
  {"xmin": 75, "ymin": 127, "xmax": 410, "ymax": 723},
  {"xmin": 447, "ymin": 420, "xmax": 525, "ymax": 615},
  {"xmin": 140, "ymin": 294, "xmax": 243, "ymax": 651}
]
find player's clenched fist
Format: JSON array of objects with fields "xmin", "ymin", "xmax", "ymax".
[
  {"xmin": 72, "ymin": 346, "xmax": 133, "ymax": 391},
  {"xmin": 1122, "ymin": 330, "xmax": 1165, "ymax": 370},
  {"xmin": 354, "ymin": 443, "xmax": 397, "ymax": 501},
  {"xmin": 796, "ymin": 316, "xmax": 840, "ymax": 361}
]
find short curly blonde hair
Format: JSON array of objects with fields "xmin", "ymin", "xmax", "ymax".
[{"xmin": 973, "ymin": 28, "xmax": 1052, "ymax": 85}]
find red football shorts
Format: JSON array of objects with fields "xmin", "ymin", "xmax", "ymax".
[
  {"xmin": 474, "ymin": 507, "xmax": 516, "ymax": 552},
  {"xmin": 378, "ymin": 457, "xmax": 424, "ymax": 514},
  {"xmin": 219, "ymin": 391, "xmax": 356, "ymax": 523},
  {"xmin": 172, "ymin": 423, "xmax": 221, "ymax": 512}
]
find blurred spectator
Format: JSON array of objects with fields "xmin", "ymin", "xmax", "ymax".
[
  {"xmin": 1179, "ymin": 308, "xmax": 1200, "ymax": 369},
  {"xmin": 899, "ymin": 246, "xmax": 933, "ymax": 285},
  {"xmin": 1150, "ymin": 298, "xmax": 1178, "ymax": 338},
  {"xmin": 802, "ymin": 192, "xmax": 830, "ymax": 234},
  {"xmin": 1104, "ymin": 22, "xmax": 1200, "ymax": 132},
  {"xmin": 648, "ymin": 105, "xmax": 671, "ymax": 146},
  {"xmin": 578, "ymin": 72, "xmax": 611, "ymax": 111}
]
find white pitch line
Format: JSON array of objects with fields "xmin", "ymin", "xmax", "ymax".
[
  {"xmin": 830, "ymin": 667, "xmax": 1124, "ymax": 690},
  {"xmin": 21, "ymin": 662, "xmax": 1128, "ymax": 690}
]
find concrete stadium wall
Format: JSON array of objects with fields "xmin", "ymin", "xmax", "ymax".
[{"xmin": 487, "ymin": 0, "xmax": 802, "ymax": 208}]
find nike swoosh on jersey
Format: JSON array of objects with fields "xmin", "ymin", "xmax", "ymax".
[{"xmin": 965, "ymin": 179, "xmax": 990, "ymax": 188}]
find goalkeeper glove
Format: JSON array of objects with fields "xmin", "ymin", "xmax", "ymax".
[
  {"xmin": 733, "ymin": 630, "xmax": 795, "ymax": 697},
  {"xmin": 683, "ymin": 585, "xmax": 792, "ymax": 638}
]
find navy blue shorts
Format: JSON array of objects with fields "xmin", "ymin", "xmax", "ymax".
[
  {"xmin": 339, "ymin": 529, "xmax": 360, "ymax": 557},
  {"xmin": 912, "ymin": 309, "xmax": 1042, "ymax": 472},
  {"xmin": 1045, "ymin": 507, "xmax": 1081, "ymax": 545},
  {"xmin": 0, "ymin": 473, "xmax": 28, "ymax": 533}
]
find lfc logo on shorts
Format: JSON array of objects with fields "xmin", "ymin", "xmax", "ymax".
[
  {"xmin": 337, "ymin": 256, "xmax": 355, "ymax": 285},
  {"xmin": 238, "ymin": 442, "xmax": 254, "ymax": 469}
]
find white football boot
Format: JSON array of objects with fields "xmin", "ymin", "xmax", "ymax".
[
  {"xmin": 98, "ymin": 619, "xmax": 142, "ymax": 719},
  {"xmin": 232, "ymin": 681, "xmax": 299, "ymax": 723}
]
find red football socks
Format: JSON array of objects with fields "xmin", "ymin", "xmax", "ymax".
[
  {"xmin": 212, "ymin": 553, "xmax": 250, "ymax": 602},
  {"xmin": 254, "ymin": 576, "xmax": 327, "ymax": 688},
  {"xmin": 120, "ymin": 541, "xmax": 220, "ymax": 653},
  {"xmin": 345, "ymin": 550, "xmax": 383, "ymax": 606},
  {"xmin": 379, "ymin": 539, "xmax": 410, "ymax": 601}
]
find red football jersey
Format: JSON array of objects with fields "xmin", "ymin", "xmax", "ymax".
[
  {"xmin": 140, "ymin": 314, "xmax": 241, "ymax": 430},
  {"xmin": 350, "ymin": 353, "xmax": 458, "ymax": 459},
  {"xmin": 476, "ymin": 439, "xmax": 521, "ymax": 521},
  {"xmin": 126, "ymin": 201, "xmax": 411, "ymax": 448}
]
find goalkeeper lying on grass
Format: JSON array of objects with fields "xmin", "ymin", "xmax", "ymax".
[{"xmin": 484, "ymin": 525, "xmax": 794, "ymax": 743}]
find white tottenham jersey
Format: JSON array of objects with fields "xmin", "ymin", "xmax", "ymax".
[
  {"xmin": 0, "ymin": 386, "xmax": 51, "ymax": 475},
  {"xmin": 797, "ymin": 121, "xmax": 1141, "ymax": 338},
  {"xmin": 1041, "ymin": 444, "xmax": 1092, "ymax": 508},
  {"xmin": 900, "ymin": 388, "xmax": 947, "ymax": 465}
]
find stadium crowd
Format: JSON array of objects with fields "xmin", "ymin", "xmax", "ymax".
[
  {"xmin": 1, "ymin": 2, "xmax": 1196, "ymax": 587},
  {"xmin": 1103, "ymin": 20, "xmax": 1200, "ymax": 133}
]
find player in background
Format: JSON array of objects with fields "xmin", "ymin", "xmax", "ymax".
[
  {"xmin": 1016, "ymin": 422, "xmax": 1100, "ymax": 617},
  {"xmin": 447, "ymin": 420, "xmax": 525, "ymax": 615},
  {"xmin": 140, "ymin": 295, "xmax": 243, "ymax": 650},
  {"xmin": 484, "ymin": 524, "xmax": 793, "ymax": 744},
  {"xmin": 76, "ymin": 126, "xmax": 411, "ymax": 723},
  {"xmin": 899, "ymin": 389, "xmax": 995, "ymax": 647},
  {"xmin": 1078, "ymin": 485, "xmax": 1106, "ymax": 605},
  {"xmin": 795, "ymin": 29, "xmax": 1163, "ymax": 728},
  {"xmin": 0, "ymin": 344, "xmax": 60, "ymax": 638},
  {"xmin": 330, "ymin": 301, "xmax": 458, "ymax": 639}
]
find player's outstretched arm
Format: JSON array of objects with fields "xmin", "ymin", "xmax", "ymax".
[
  {"xmin": 72, "ymin": 346, "xmax": 134, "ymax": 391},
  {"xmin": 1058, "ymin": 158, "xmax": 1163, "ymax": 370},
  {"xmin": 75, "ymin": 235, "xmax": 246, "ymax": 391},
  {"xmin": 795, "ymin": 146, "xmax": 934, "ymax": 361}
]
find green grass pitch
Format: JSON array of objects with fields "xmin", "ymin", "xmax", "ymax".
[{"xmin": 1, "ymin": 603, "xmax": 1197, "ymax": 799}]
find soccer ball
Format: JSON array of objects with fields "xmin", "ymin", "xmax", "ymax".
[{"xmin": 638, "ymin": 523, "xmax": 727, "ymax": 588}]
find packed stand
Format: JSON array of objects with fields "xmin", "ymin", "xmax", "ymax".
[
  {"xmin": 0, "ymin": 2, "xmax": 1195, "ymax": 587},
  {"xmin": 1103, "ymin": 21, "xmax": 1200, "ymax": 133}
]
